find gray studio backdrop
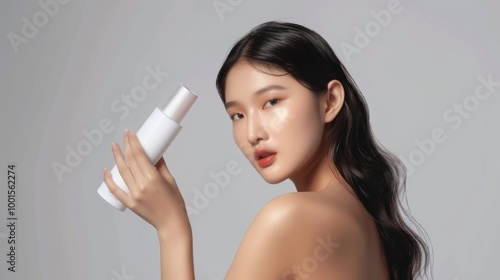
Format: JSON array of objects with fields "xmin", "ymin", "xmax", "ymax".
[{"xmin": 1, "ymin": 0, "xmax": 499, "ymax": 279}]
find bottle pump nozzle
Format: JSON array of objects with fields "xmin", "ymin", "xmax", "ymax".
[{"xmin": 162, "ymin": 84, "xmax": 197, "ymax": 123}]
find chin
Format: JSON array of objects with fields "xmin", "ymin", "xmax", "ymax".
[
  {"xmin": 248, "ymin": 159, "xmax": 290, "ymax": 184},
  {"xmin": 262, "ymin": 177, "xmax": 285, "ymax": 185},
  {"xmin": 256, "ymin": 169, "xmax": 289, "ymax": 185}
]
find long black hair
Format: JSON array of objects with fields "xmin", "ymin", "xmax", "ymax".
[{"xmin": 215, "ymin": 21, "xmax": 431, "ymax": 280}]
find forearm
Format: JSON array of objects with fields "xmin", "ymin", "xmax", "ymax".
[{"xmin": 157, "ymin": 225, "xmax": 195, "ymax": 280}]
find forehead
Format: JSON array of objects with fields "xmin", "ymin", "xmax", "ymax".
[{"xmin": 225, "ymin": 61, "xmax": 291, "ymax": 99}]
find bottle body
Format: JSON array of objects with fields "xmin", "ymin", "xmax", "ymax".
[{"xmin": 97, "ymin": 108, "xmax": 182, "ymax": 211}]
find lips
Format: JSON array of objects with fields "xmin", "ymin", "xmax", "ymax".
[
  {"xmin": 254, "ymin": 148, "xmax": 276, "ymax": 160},
  {"xmin": 254, "ymin": 148, "xmax": 277, "ymax": 167}
]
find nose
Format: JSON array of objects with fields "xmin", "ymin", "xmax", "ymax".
[{"xmin": 247, "ymin": 111, "xmax": 268, "ymax": 145}]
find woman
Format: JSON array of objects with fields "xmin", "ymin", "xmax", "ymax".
[{"xmin": 103, "ymin": 21, "xmax": 431, "ymax": 279}]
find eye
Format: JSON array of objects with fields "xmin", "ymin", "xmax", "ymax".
[
  {"xmin": 264, "ymin": 98, "xmax": 280, "ymax": 108},
  {"xmin": 230, "ymin": 113, "xmax": 243, "ymax": 121}
]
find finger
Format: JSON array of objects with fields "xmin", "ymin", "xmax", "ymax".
[
  {"xmin": 123, "ymin": 129, "xmax": 146, "ymax": 180},
  {"xmin": 156, "ymin": 157, "xmax": 176, "ymax": 186},
  {"xmin": 127, "ymin": 129, "xmax": 158, "ymax": 177},
  {"xmin": 110, "ymin": 141, "xmax": 137, "ymax": 187},
  {"xmin": 103, "ymin": 167, "xmax": 131, "ymax": 207},
  {"xmin": 156, "ymin": 157, "xmax": 184, "ymax": 199}
]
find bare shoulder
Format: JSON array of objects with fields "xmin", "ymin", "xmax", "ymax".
[
  {"xmin": 224, "ymin": 193, "xmax": 307, "ymax": 279},
  {"xmin": 224, "ymin": 191, "xmax": 357, "ymax": 279},
  {"xmin": 280, "ymin": 189, "xmax": 389, "ymax": 279},
  {"xmin": 256, "ymin": 191, "xmax": 383, "ymax": 278},
  {"xmin": 261, "ymin": 191, "xmax": 360, "ymax": 233},
  {"xmin": 259, "ymin": 191, "xmax": 353, "ymax": 253},
  {"xmin": 247, "ymin": 191, "xmax": 347, "ymax": 241}
]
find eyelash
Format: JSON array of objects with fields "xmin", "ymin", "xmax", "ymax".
[{"xmin": 230, "ymin": 98, "xmax": 280, "ymax": 121}]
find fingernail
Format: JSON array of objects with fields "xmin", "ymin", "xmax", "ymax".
[{"xmin": 124, "ymin": 129, "xmax": 129, "ymax": 136}]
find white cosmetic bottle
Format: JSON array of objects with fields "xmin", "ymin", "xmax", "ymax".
[{"xmin": 97, "ymin": 84, "xmax": 198, "ymax": 211}]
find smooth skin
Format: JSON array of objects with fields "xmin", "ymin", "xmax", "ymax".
[{"xmin": 104, "ymin": 60, "xmax": 389, "ymax": 279}]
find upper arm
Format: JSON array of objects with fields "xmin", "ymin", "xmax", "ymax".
[{"xmin": 224, "ymin": 194, "xmax": 304, "ymax": 280}]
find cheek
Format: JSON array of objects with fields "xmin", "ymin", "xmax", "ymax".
[
  {"xmin": 266, "ymin": 106, "xmax": 295, "ymax": 134},
  {"xmin": 280, "ymin": 106, "xmax": 324, "ymax": 155}
]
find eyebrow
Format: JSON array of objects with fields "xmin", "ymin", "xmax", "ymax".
[{"xmin": 224, "ymin": 85, "xmax": 286, "ymax": 109}]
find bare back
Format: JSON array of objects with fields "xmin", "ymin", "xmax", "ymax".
[
  {"xmin": 282, "ymin": 183, "xmax": 390, "ymax": 280},
  {"xmin": 224, "ymin": 182, "xmax": 390, "ymax": 280}
]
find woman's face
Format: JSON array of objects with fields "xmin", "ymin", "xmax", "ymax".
[{"xmin": 224, "ymin": 61, "xmax": 327, "ymax": 184}]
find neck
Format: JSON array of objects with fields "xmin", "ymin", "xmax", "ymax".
[{"xmin": 290, "ymin": 136, "xmax": 346, "ymax": 192}]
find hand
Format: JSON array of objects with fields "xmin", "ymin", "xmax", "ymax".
[{"xmin": 103, "ymin": 129, "xmax": 191, "ymax": 235}]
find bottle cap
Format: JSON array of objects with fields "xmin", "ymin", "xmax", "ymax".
[{"xmin": 161, "ymin": 84, "xmax": 198, "ymax": 123}]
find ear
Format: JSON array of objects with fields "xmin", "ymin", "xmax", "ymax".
[{"xmin": 322, "ymin": 79, "xmax": 345, "ymax": 123}]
